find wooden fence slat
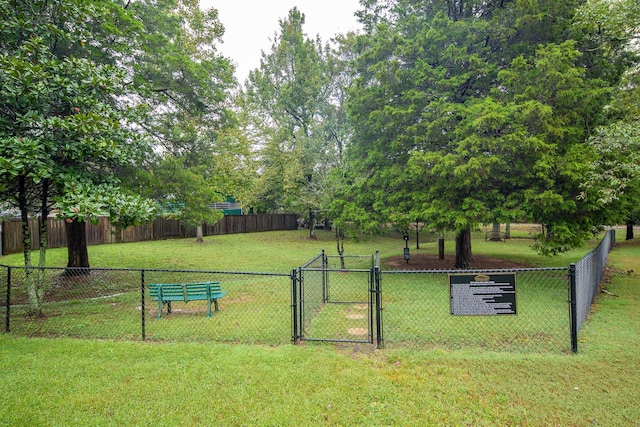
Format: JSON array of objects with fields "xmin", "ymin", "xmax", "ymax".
[{"xmin": 1, "ymin": 214, "xmax": 298, "ymax": 256}]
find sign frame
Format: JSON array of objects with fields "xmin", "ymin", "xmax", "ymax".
[{"xmin": 449, "ymin": 273, "xmax": 517, "ymax": 316}]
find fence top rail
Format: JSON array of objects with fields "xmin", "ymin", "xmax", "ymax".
[
  {"xmin": 299, "ymin": 252, "xmax": 325, "ymax": 269},
  {"xmin": 382, "ymin": 267, "xmax": 569, "ymax": 274},
  {"xmin": 0, "ymin": 264, "xmax": 292, "ymax": 277},
  {"xmin": 590, "ymin": 229, "xmax": 615, "ymax": 255},
  {"xmin": 300, "ymin": 267, "xmax": 373, "ymax": 273},
  {"xmin": 326, "ymin": 254, "xmax": 372, "ymax": 259}
]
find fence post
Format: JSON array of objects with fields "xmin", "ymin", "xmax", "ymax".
[
  {"xmin": 569, "ymin": 263, "xmax": 578, "ymax": 353},
  {"xmin": 291, "ymin": 269, "xmax": 299, "ymax": 344},
  {"xmin": 322, "ymin": 249, "xmax": 328, "ymax": 303},
  {"xmin": 609, "ymin": 228, "xmax": 615, "ymax": 249},
  {"xmin": 375, "ymin": 251, "xmax": 384, "ymax": 349},
  {"xmin": 141, "ymin": 269, "xmax": 146, "ymax": 341},
  {"xmin": 298, "ymin": 267, "xmax": 304, "ymax": 342},
  {"xmin": 5, "ymin": 266, "xmax": 10, "ymax": 333}
]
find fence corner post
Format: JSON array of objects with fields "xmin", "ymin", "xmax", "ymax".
[
  {"xmin": 5, "ymin": 266, "xmax": 10, "ymax": 333},
  {"xmin": 569, "ymin": 263, "xmax": 578, "ymax": 353},
  {"xmin": 291, "ymin": 268, "xmax": 299, "ymax": 344},
  {"xmin": 141, "ymin": 269, "xmax": 146, "ymax": 341}
]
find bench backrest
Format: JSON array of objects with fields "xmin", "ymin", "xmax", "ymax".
[{"xmin": 148, "ymin": 282, "xmax": 222, "ymax": 301}]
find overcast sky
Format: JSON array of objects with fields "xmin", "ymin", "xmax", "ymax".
[{"xmin": 200, "ymin": 1, "xmax": 362, "ymax": 83}]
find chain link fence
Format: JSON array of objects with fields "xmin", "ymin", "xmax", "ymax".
[
  {"xmin": 573, "ymin": 229, "xmax": 616, "ymax": 336},
  {"xmin": 1, "ymin": 266, "xmax": 293, "ymax": 345},
  {"xmin": 297, "ymin": 252, "xmax": 325, "ymax": 337},
  {"xmin": 1, "ymin": 230, "xmax": 616, "ymax": 352},
  {"xmin": 381, "ymin": 267, "xmax": 570, "ymax": 352},
  {"xmin": 296, "ymin": 252, "xmax": 375, "ymax": 344}
]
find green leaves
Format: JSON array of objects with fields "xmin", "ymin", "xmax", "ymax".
[
  {"xmin": 583, "ymin": 121, "xmax": 640, "ymax": 204},
  {"xmin": 244, "ymin": 8, "xmax": 340, "ymax": 220},
  {"xmin": 55, "ymin": 181, "xmax": 157, "ymax": 227},
  {"xmin": 123, "ymin": 0, "xmax": 236, "ymax": 152},
  {"xmin": 137, "ymin": 155, "xmax": 224, "ymax": 229},
  {"xmin": 0, "ymin": 0, "xmax": 155, "ymax": 272},
  {"xmin": 343, "ymin": 0, "xmax": 635, "ymax": 257}
]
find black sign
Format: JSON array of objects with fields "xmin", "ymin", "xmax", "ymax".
[{"xmin": 450, "ymin": 273, "xmax": 516, "ymax": 316}]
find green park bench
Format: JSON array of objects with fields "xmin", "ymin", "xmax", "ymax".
[{"xmin": 148, "ymin": 281, "xmax": 226, "ymax": 319}]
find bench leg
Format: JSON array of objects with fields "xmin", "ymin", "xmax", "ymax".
[
  {"xmin": 167, "ymin": 301, "xmax": 172, "ymax": 314},
  {"xmin": 207, "ymin": 298, "xmax": 212, "ymax": 317},
  {"xmin": 213, "ymin": 299, "xmax": 219, "ymax": 312},
  {"xmin": 157, "ymin": 299, "xmax": 162, "ymax": 319}
]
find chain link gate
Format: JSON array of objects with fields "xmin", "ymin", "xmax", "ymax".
[{"xmin": 294, "ymin": 251, "xmax": 382, "ymax": 346}]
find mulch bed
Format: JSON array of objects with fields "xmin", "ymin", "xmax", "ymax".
[{"xmin": 383, "ymin": 253, "xmax": 529, "ymax": 270}]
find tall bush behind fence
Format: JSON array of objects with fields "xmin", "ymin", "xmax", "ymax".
[{"xmin": 0, "ymin": 214, "xmax": 298, "ymax": 256}]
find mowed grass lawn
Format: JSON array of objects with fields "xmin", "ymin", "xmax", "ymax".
[{"xmin": 1, "ymin": 229, "xmax": 639, "ymax": 426}]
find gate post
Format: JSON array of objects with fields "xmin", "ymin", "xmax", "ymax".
[
  {"xmin": 322, "ymin": 249, "xmax": 328, "ymax": 303},
  {"xmin": 291, "ymin": 268, "xmax": 300, "ymax": 344},
  {"xmin": 297, "ymin": 267, "xmax": 305, "ymax": 343},
  {"xmin": 375, "ymin": 252, "xmax": 384, "ymax": 349},
  {"xmin": 141, "ymin": 269, "xmax": 146, "ymax": 341},
  {"xmin": 569, "ymin": 263, "xmax": 578, "ymax": 353}
]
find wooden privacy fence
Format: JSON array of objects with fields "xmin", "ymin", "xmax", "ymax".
[{"xmin": 1, "ymin": 214, "xmax": 298, "ymax": 256}]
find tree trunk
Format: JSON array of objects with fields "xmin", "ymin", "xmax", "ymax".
[
  {"xmin": 505, "ymin": 222, "xmax": 511, "ymax": 239},
  {"xmin": 438, "ymin": 231, "xmax": 445, "ymax": 260},
  {"xmin": 308, "ymin": 208, "xmax": 316, "ymax": 239},
  {"xmin": 18, "ymin": 176, "xmax": 42, "ymax": 317},
  {"xmin": 490, "ymin": 222, "xmax": 502, "ymax": 241},
  {"xmin": 336, "ymin": 227, "xmax": 345, "ymax": 269},
  {"xmin": 37, "ymin": 184, "xmax": 50, "ymax": 308},
  {"xmin": 36, "ymin": 218, "xmax": 47, "ymax": 306},
  {"xmin": 626, "ymin": 221, "xmax": 634, "ymax": 240},
  {"xmin": 454, "ymin": 227, "xmax": 472, "ymax": 269},
  {"xmin": 38, "ymin": 180, "xmax": 50, "ymax": 268},
  {"xmin": 196, "ymin": 225, "xmax": 204, "ymax": 243},
  {"xmin": 65, "ymin": 220, "xmax": 90, "ymax": 275}
]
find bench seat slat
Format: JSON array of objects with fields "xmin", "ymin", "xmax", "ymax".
[
  {"xmin": 150, "ymin": 292, "xmax": 227, "ymax": 301},
  {"xmin": 147, "ymin": 281, "xmax": 225, "ymax": 319}
]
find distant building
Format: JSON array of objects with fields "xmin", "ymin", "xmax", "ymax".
[{"xmin": 209, "ymin": 197, "xmax": 243, "ymax": 215}]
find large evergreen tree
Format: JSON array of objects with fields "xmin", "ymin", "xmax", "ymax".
[{"xmin": 346, "ymin": 0, "xmax": 631, "ymax": 267}]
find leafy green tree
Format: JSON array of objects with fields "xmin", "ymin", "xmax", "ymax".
[
  {"xmin": 0, "ymin": 0, "xmax": 153, "ymax": 313},
  {"xmin": 346, "ymin": 0, "xmax": 632, "ymax": 267},
  {"xmin": 583, "ymin": 120, "xmax": 640, "ymax": 238},
  {"xmin": 52, "ymin": 1, "xmax": 239, "ymax": 257},
  {"xmin": 117, "ymin": 0, "xmax": 236, "ymax": 152},
  {"xmin": 55, "ymin": 182, "xmax": 157, "ymax": 268},
  {"xmin": 244, "ymin": 8, "xmax": 335, "ymax": 237},
  {"xmin": 138, "ymin": 154, "xmax": 226, "ymax": 243},
  {"xmin": 114, "ymin": 0, "xmax": 242, "ymax": 241},
  {"xmin": 577, "ymin": 0, "xmax": 640, "ymax": 239}
]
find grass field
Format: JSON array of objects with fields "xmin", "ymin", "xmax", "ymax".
[{"xmin": 1, "ymin": 229, "xmax": 638, "ymax": 425}]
